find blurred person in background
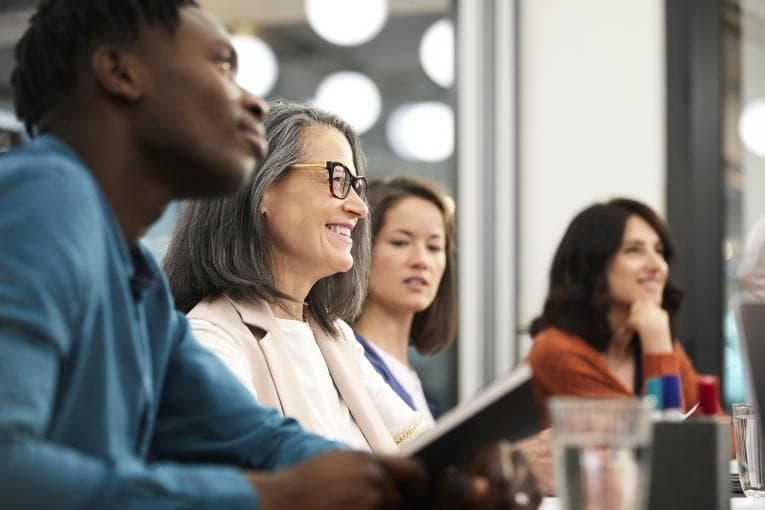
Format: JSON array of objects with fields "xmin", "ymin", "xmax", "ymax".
[
  {"xmin": 352, "ymin": 177, "xmax": 456, "ymax": 424},
  {"xmin": 353, "ymin": 177, "xmax": 553, "ymax": 496},
  {"xmin": 526, "ymin": 198, "xmax": 723, "ymax": 425}
]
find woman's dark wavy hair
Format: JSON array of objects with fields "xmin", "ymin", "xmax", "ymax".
[
  {"xmin": 528, "ymin": 198, "xmax": 683, "ymax": 351},
  {"xmin": 12, "ymin": 0, "xmax": 197, "ymax": 136},
  {"xmin": 358, "ymin": 177, "xmax": 457, "ymax": 354}
]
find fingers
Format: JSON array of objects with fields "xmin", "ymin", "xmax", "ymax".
[
  {"xmin": 627, "ymin": 301, "xmax": 672, "ymax": 352},
  {"xmin": 508, "ymin": 450, "xmax": 544, "ymax": 509},
  {"xmin": 464, "ymin": 475, "xmax": 490, "ymax": 501},
  {"xmin": 377, "ymin": 468, "xmax": 402, "ymax": 510},
  {"xmin": 258, "ymin": 451, "xmax": 394, "ymax": 510},
  {"xmin": 436, "ymin": 467, "xmax": 490, "ymax": 510},
  {"xmin": 376, "ymin": 455, "xmax": 428, "ymax": 503},
  {"xmin": 377, "ymin": 455, "xmax": 427, "ymax": 481},
  {"xmin": 350, "ymin": 452, "xmax": 406, "ymax": 510},
  {"xmin": 512, "ymin": 431, "xmax": 555, "ymax": 496},
  {"xmin": 436, "ymin": 440, "xmax": 546, "ymax": 510}
]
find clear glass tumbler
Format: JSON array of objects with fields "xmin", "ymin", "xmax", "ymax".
[
  {"xmin": 548, "ymin": 397, "xmax": 653, "ymax": 510},
  {"xmin": 732, "ymin": 402, "xmax": 765, "ymax": 498}
]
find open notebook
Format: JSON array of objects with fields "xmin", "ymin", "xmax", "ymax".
[{"xmin": 401, "ymin": 362, "xmax": 541, "ymax": 475}]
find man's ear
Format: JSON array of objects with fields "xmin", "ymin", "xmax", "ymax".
[{"xmin": 90, "ymin": 47, "xmax": 144, "ymax": 101}]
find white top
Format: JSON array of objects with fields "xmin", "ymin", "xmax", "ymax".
[
  {"xmin": 273, "ymin": 318, "xmax": 369, "ymax": 449},
  {"xmin": 739, "ymin": 214, "xmax": 765, "ymax": 302},
  {"xmin": 189, "ymin": 317, "xmax": 424, "ymax": 451},
  {"xmin": 365, "ymin": 341, "xmax": 435, "ymax": 425}
]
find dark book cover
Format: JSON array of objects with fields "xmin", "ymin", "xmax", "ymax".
[{"xmin": 402, "ymin": 363, "xmax": 541, "ymax": 477}]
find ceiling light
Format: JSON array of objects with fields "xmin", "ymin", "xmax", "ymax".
[
  {"xmin": 305, "ymin": 0, "xmax": 388, "ymax": 46},
  {"xmin": 312, "ymin": 71, "xmax": 382, "ymax": 134},
  {"xmin": 419, "ymin": 18, "xmax": 454, "ymax": 88},
  {"xmin": 231, "ymin": 34, "xmax": 279, "ymax": 97},
  {"xmin": 386, "ymin": 102, "xmax": 454, "ymax": 162},
  {"xmin": 740, "ymin": 99, "xmax": 765, "ymax": 157}
]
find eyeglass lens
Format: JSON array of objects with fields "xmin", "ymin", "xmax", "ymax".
[{"xmin": 330, "ymin": 163, "xmax": 366, "ymax": 199}]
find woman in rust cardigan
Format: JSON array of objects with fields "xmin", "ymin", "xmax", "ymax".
[{"xmin": 526, "ymin": 198, "xmax": 719, "ymax": 425}]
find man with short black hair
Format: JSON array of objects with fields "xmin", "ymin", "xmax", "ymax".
[{"xmin": 0, "ymin": 1, "xmax": 424, "ymax": 508}]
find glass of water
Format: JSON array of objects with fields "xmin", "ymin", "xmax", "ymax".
[
  {"xmin": 549, "ymin": 397, "xmax": 654, "ymax": 510},
  {"xmin": 732, "ymin": 402, "xmax": 765, "ymax": 498}
]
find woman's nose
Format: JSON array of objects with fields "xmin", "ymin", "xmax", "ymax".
[
  {"xmin": 343, "ymin": 189, "xmax": 369, "ymax": 218},
  {"xmin": 646, "ymin": 250, "xmax": 668, "ymax": 272},
  {"xmin": 409, "ymin": 243, "xmax": 429, "ymax": 268}
]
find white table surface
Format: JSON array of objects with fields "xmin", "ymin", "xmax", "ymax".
[{"xmin": 538, "ymin": 497, "xmax": 765, "ymax": 509}]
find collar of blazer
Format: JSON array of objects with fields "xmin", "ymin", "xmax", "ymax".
[{"xmin": 218, "ymin": 295, "xmax": 399, "ymax": 454}]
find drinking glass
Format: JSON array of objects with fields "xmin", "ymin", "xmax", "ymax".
[
  {"xmin": 549, "ymin": 397, "xmax": 653, "ymax": 510},
  {"xmin": 732, "ymin": 402, "xmax": 765, "ymax": 498}
]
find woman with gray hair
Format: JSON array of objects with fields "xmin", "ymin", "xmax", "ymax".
[{"xmin": 163, "ymin": 98, "xmax": 424, "ymax": 453}]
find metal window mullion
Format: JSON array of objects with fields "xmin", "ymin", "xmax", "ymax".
[
  {"xmin": 492, "ymin": 0, "xmax": 518, "ymax": 377},
  {"xmin": 457, "ymin": 0, "xmax": 487, "ymax": 400}
]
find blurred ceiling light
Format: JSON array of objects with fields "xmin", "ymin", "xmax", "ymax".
[
  {"xmin": 419, "ymin": 18, "xmax": 454, "ymax": 88},
  {"xmin": 739, "ymin": 99, "xmax": 765, "ymax": 157},
  {"xmin": 723, "ymin": 239, "xmax": 734, "ymax": 262},
  {"xmin": 386, "ymin": 102, "xmax": 454, "ymax": 162},
  {"xmin": 312, "ymin": 71, "xmax": 381, "ymax": 134},
  {"xmin": 231, "ymin": 34, "xmax": 278, "ymax": 97},
  {"xmin": 305, "ymin": 0, "xmax": 388, "ymax": 46}
]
